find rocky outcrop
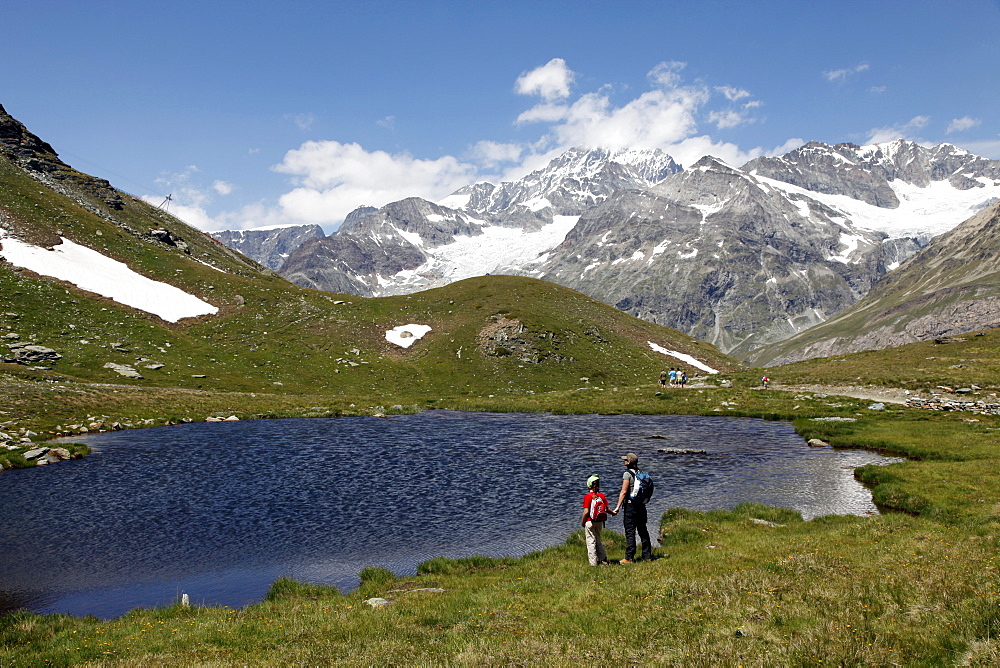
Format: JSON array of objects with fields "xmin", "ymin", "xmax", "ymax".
[
  {"xmin": 0, "ymin": 103, "xmax": 124, "ymax": 211},
  {"xmin": 6, "ymin": 343, "xmax": 62, "ymax": 365},
  {"xmin": 906, "ymin": 396, "xmax": 1000, "ymax": 416},
  {"xmin": 476, "ymin": 315, "xmax": 571, "ymax": 364},
  {"xmin": 103, "ymin": 362, "xmax": 143, "ymax": 379}
]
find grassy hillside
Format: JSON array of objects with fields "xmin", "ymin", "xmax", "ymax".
[{"xmin": 762, "ymin": 327, "xmax": 1000, "ymax": 392}]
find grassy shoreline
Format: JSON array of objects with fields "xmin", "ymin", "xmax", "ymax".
[{"xmin": 2, "ymin": 373, "xmax": 1000, "ymax": 664}]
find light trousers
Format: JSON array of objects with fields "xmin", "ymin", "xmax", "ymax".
[{"xmin": 584, "ymin": 520, "xmax": 607, "ymax": 566}]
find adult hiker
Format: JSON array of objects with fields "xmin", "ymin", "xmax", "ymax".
[
  {"xmin": 581, "ymin": 474, "xmax": 614, "ymax": 566},
  {"xmin": 613, "ymin": 452, "xmax": 653, "ymax": 564}
]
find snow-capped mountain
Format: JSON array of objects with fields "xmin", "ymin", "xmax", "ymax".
[
  {"xmin": 234, "ymin": 141, "xmax": 1000, "ymax": 357},
  {"xmin": 279, "ymin": 147, "xmax": 679, "ymax": 294},
  {"xmin": 528, "ymin": 155, "xmax": 904, "ymax": 357},
  {"xmin": 744, "ymin": 140, "xmax": 1000, "ymax": 241},
  {"xmin": 209, "ymin": 224, "xmax": 324, "ymax": 271},
  {"xmin": 454, "ymin": 147, "xmax": 681, "ymax": 223}
]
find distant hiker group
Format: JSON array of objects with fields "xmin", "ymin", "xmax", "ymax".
[
  {"xmin": 580, "ymin": 452, "xmax": 654, "ymax": 566},
  {"xmin": 658, "ymin": 368, "xmax": 687, "ymax": 388}
]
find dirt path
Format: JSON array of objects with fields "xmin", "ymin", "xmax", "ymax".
[{"xmin": 773, "ymin": 384, "xmax": 921, "ymax": 405}]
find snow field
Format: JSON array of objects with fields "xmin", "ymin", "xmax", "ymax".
[{"xmin": 0, "ymin": 233, "xmax": 218, "ymax": 322}]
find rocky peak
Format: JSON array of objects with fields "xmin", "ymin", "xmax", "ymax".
[
  {"xmin": 340, "ymin": 205, "xmax": 379, "ymax": 232},
  {"xmin": 652, "ymin": 156, "xmax": 752, "ymax": 210},
  {"xmin": 0, "ymin": 104, "xmax": 59, "ymax": 161},
  {"xmin": 0, "ymin": 104, "xmax": 124, "ymax": 210},
  {"xmin": 743, "ymin": 141, "xmax": 901, "ymax": 208},
  {"xmin": 461, "ymin": 146, "xmax": 681, "ymax": 221}
]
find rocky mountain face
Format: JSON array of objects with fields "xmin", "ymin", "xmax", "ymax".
[
  {"xmin": 529, "ymin": 157, "xmax": 900, "ymax": 358},
  {"xmin": 220, "ymin": 140, "xmax": 1000, "ymax": 358},
  {"xmin": 456, "ymin": 147, "xmax": 681, "ymax": 222},
  {"xmin": 210, "ymin": 225, "xmax": 324, "ymax": 271},
  {"xmin": 750, "ymin": 199, "xmax": 1000, "ymax": 366}
]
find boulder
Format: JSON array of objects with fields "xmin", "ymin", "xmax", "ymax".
[
  {"xmin": 807, "ymin": 438, "xmax": 830, "ymax": 447},
  {"xmin": 103, "ymin": 363, "xmax": 143, "ymax": 379},
  {"xmin": 13, "ymin": 345, "xmax": 61, "ymax": 364},
  {"xmin": 23, "ymin": 447, "xmax": 49, "ymax": 460},
  {"xmin": 48, "ymin": 447, "xmax": 71, "ymax": 460}
]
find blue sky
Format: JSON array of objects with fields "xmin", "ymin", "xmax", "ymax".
[{"xmin": 4, "ymin": 0, "xmax": 999, "ymax": 232}]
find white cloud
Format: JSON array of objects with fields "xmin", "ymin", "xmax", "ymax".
[
  {"xmin": 515, "ymin": 58, "xmax": 574, "ymax": 101},
  {"xmin": 212, "ymin": 180, "xmax": 234, "ymax": 195},
  {"xmin": 377, "ymin": 115, "xmax": 396, "ymax": 130},
  {"xmin": 824, "ymin": 63, "xmax": 870, "ymax": 82},
  {"xmin": 510, "ymin": 60, "xmax": 774, "ymax": 170},
  {"xmin": 286, "ymin": 113, "xmax": 316, "ymax": 131},
  {"xmin": 865, "ymin": 115, "xmax": 930, "ymax": 144},
  {"xmin": 648, "ymin": 61, "xmax": 686, "ymax": 88},
  {"xmin": 708, "ymin": 109, "xmax": 753, "ymax": 130},
  {"xmin": 716, "ymin": 86, "xmax": 751, "ymax": 101},
  {"xmin": 869, "ymin": 85, "xmax": 887, "ymax": 94},
  {"xmin": 271, "ymin": 141, "xmax": 478, "ymax": 225},
  {"xmin": 516, "ymin": 61, "xmax": 713, "ymax": 153},
  {"xmin": 516, "ymin": 102, "xmax": 572, "ymax": 125},
  {"xmin": 946, "ymin": 116, "xmax": 981, "ymax": 134}
]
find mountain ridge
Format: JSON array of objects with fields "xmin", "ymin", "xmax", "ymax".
[{"xmin": 261, "ymin": 140, "xmax": 1000, "ymax": 356}]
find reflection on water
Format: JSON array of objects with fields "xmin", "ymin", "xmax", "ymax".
[{"xmin": 0, "ymin": 411, "xmax": 899, "ymax": 618}]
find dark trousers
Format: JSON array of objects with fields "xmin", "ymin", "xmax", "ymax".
[{"xmin": 623, "ymin": 501, "xmax": 652, "ymax": 560}]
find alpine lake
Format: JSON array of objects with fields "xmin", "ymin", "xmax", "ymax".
[{"xmin": 0, "ymin": 411, "xmax": 901, "ymax": 619}]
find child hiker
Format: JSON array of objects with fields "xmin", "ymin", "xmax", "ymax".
[{"xmin": 581, "ymin": 474, "xmax": 616, "ymax": 566}]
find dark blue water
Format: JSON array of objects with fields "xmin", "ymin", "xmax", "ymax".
[{"xmin": 0, "ymin": 411, "xmax": 898, "ymax": 619}]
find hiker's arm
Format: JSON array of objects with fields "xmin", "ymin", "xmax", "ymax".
[
  {"xmin": 613, "ymin": 478, "xmax": 629, "ymax": 514},
  {"xmin": 581, "ymin": 506, "xmax": 589, "ymax": 526}
]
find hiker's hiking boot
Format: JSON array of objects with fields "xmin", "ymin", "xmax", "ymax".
[{"xmin": 618, "ymin": 558, "xmax": 634, "ymax": 564}]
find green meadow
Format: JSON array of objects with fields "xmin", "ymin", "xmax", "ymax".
[{"xmin": 2, "ymin": 348, "xmax": 999, "ymax": 665}]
